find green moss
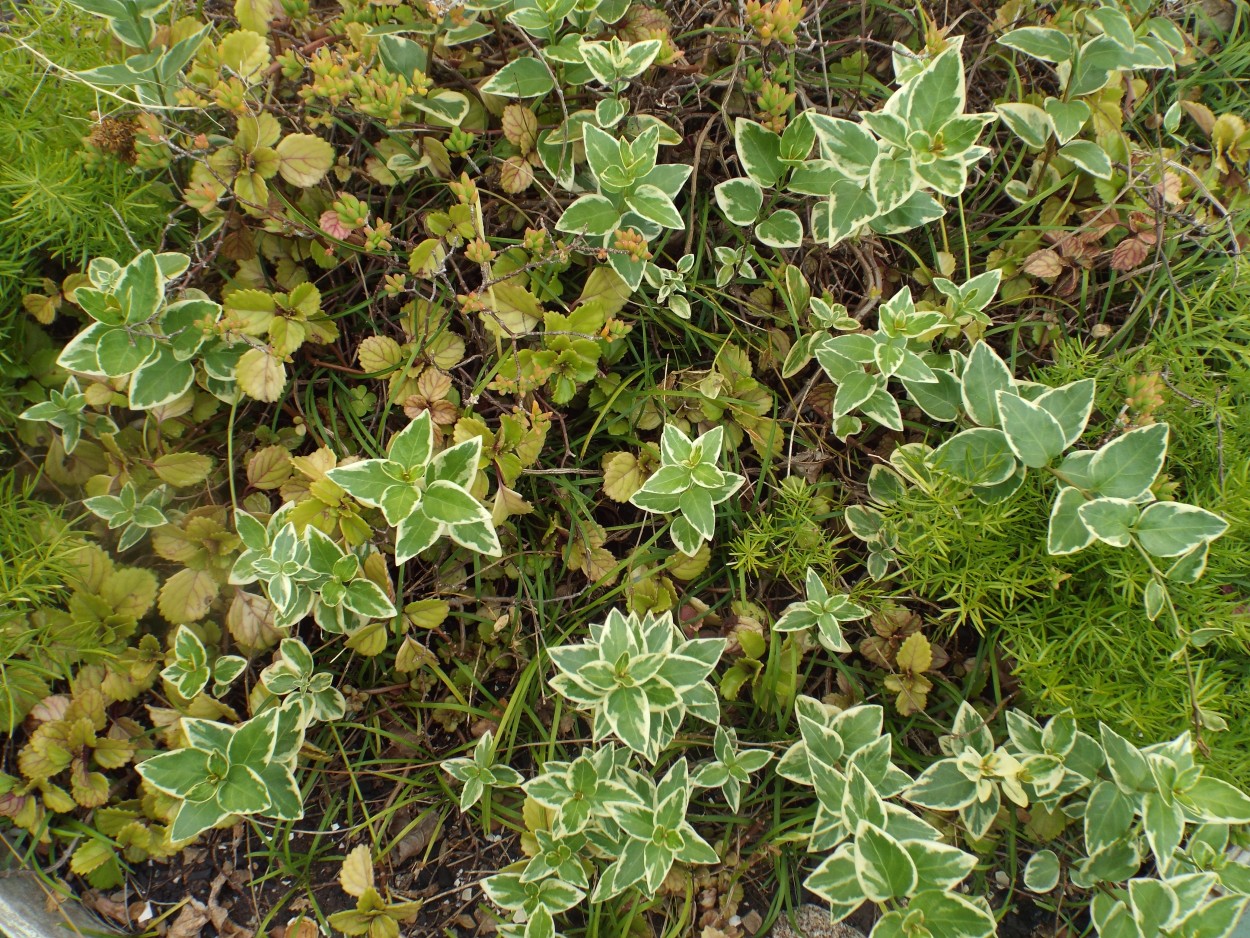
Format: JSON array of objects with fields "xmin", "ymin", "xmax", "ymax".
[
  {"xmin": 0, "ymin": 1, "xmax": 173, "ymax": 348},
  {"xmin": 874, "ymin": 289, "xmax": 1250, "ymax": 784}
]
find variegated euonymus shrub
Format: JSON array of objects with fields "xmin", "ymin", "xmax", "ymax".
[
  {"xmin": 712, "ymin": 37, "xmax": 993, "ymax": 252},
  {"xmin": 842, "ymin": 332, "xmax": 1228, "ymax": 631},
  {"xmin": 466, "ymin": 625, "xmax": 1250, "ymax": 938},
  {"xmin": 628, "ymin": 424, "xmax": 745, "ymax": 556},
  {"xmin": 548, "ymin": 608, "xmax": 724, "ymax": 762}
]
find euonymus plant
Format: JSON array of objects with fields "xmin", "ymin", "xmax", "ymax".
[
  {"xmin": 628, "ymin": 424, "xmax": 745, "ymax": 556},
  {"xmin": 325, "ymin": 410, "xmax": 502, "ymax": 562},
  {"xmin": 136, "ymin": 704, "xmax": 305, "ymax": 840},
  {"xmin": 55, "ymin": 251, "xmax": 231, "ymax": 410},
  {"xmin": 714, "ymin": 37, "xmax": 994, "ymax": 249},
  {"xmin": 547, "ymin": 608, "xmax": 724, "ymax": 762}
]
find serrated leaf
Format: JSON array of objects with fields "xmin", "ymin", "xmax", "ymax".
[
  {"xmin": 340, "ymin": 844, "xmax": 374, "ymax": 897},
  {"xmin": 275, "ymin": 134, "xmax": 334, "ymax": 187},
  {"xmin": 159, "ymin": 568, "xmax": 220, "ymax": 624},
  {"xmin": 153, "ymin": 453, "xmax": 214, "ymax": 488},
  {"xmin": 236, "ymin": 347, "xmax": 288, "ymax": 402},
  {"xmin": 602, "ymin": 452, "xmax": 643, "ymax": 502},
  {"xmin": 357, "ymin": 336, "xmax": 404, "ymax": 374}
]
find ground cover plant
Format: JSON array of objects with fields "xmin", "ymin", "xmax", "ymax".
[{"xmin": 2, "ymin": 0, "xmax": 1250, "ymax": 935}]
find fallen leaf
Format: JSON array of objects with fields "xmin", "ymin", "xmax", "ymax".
[{"xmin": 166, "ymin": 901, "xmax": 210, "ymax": 938}]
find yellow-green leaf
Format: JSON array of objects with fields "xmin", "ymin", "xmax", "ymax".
[
  {"xmin": 345, "ymin": 622, "xmax": 388, "ymax": 657},
  {"xmin": 158, "ymin": 568, "xmax": 220, "ymax": 624},
  {"xmin": 340, "ymin": 844, "xmax": 374, "ymax": 897},
  {"xmin": 218, "ymin": 29, "xmax": 272, "ymax": 83},
  {"xmin": 234, "ymin": 0, "xmax": 279, "ymax": 33},
  {"xmin": 153, "ymin": 453, "xmax": 214, "ymax": 488},
  {"xmin": 895, "ymin": 630, "xmax": 933, "ymax": 675},
  {"xmin": 275, "ymin": 134, "xmax": 335, "ymax": 188},
  {"xmin": 601, "ymin": 452, "xmax": 642, "ymax": 502},
  {"xmin": 576, "ymin": 266, "xmax": 632, "ymax": 319},
  {"xmin": 358, "ymin": 336, "xmax": 405, "ymax": 374},
  {"xmin": 247, "ymin": 444, "xmax": 292, "ymax": 489},
  {"xmin": 403, "ymin": 599, "xmax": 449, "ymax": 630},
  {"xmin": 236, "ymin": 347, "xmax": 288, "ymax": 402}
]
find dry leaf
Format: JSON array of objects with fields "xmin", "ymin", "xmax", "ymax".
[
  {"xmin": 1022, "ymin": 248, "xmax": 1065, "ymax": 279},
  {"xmin": 166, "ymin": 901, "xmax": 210, "ymax": 938}
]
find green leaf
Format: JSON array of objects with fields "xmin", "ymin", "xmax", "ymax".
[
  {"xmin": 1044, "ymin": 98, "xmax": 1091, "ymax": 145},
  {"xmin": 1183, "ymin": 777, "xmax": 1250, "ymax": 823},
  {"xmin": 733, "ymin": 118, "xmax": 783, "ymax": 187},
  {"xmin": 999, "ymin": 27, "xmax": 1074, "ymax": 62},
  {"xmin": 908, "ymin": 891, "xmax": 996, "ymax": 938},
  {"xmin": 130, "ymin": 346, "xmax": 195, "ymax": 409},
  {"xmin": 395, "ymin": 513, "xmax": 441, "ymax": 564},
  {"xmin": 377, "ymin": 34, "xmax": 426, "ymax": 76},
  {"xmin": 961, "ymin": 342, "xmax": 1014, "ymax": 427},
  {"xmin": 1087, "ymin": 6, "xmax": 1136, "ymax": 50},
  {"xmin": 1142, "ymin": 790, "xmax": 1185, "ymax": 868},
  {"xmin": 97, "ymin": 328, "xmax": 156, "ymax": 376},
  {"xmin": 1077, "ymin": 497, "xmax": 1139, "ymax": 548},
  {"xmin": 808, "ymin": 114, "xmax": 879, "ymax": 179},
  {"xmin": 905, "ymin": 840, "xmax": 977, "ymax": 892},
  {"xmin": 804, "ymin": 848, "xmax": 864, "ymax": 917},
  {"xmin": 555, "ymin": 195, "xmax": 621, "ymax": 237},
  {"xmin": 387, "ymin": 412, "xmax": 435, "ymax": 471},
  {"xmin": 1035, "ymin": 379, "xmax": 1095, "ymax": 447},
  {"xmin": 1048, "ymin": 486, "xmax": 1094, "ymax": 554},
  {"xmin": 169, "ymin": 796, "xmax": 231, "ymax": 841},
  {"xmin": 605, "ymin": 683, "xmax": 650, "ymax": 756},
  {"xmin": 903, "ymin": 45, "xmax": 965, "ymax": 135},
  {"xmin": 997, "ymin": 391, "xmax": 1067, "ymax": 468},
  {"xmin": 1024, "ymin": 849, "xmax": 1061, "ymax": 892},
  {"xmin": 624, "ymin": 184, "xmax": 683, "ymax": 229},
  {"xmin": 136, "ymin": 747, "xmax": 211, "ymax": 798},
  {"xmin": 755, "ymin": 209, "xmax": 803, "ymax": 249},
  {"xmin": 713, "ymin": 177, "xmax": 763, "ymax": 225},
  {"xmin": 1135, "ymin": 502, "xmax": 1228, "ymax": 557},
  {"xmin": 343, "ymin": 580, "xmax": 397, "ymax": 619},
  {"xmin": 854, "ymin": 822, "xmax": 918, "ymax": 901},
  {"xmin": 869, "ymin": 149, "xmax": 918, "ymax": 215},
  {"xmin": 1068, "ymin": 36, "xmax": 1129, "ymax": 97},
  {"xmin": 1182, "ymin": 896, "xmax": 1249, "ymax": 938},
  {"xmin": 422, "ymin": 480, "xmax": 487, "ymax": 526},
  {"xmin": 1089, "ymin": 423, "xmax": 1168, "ymax": 500},
  {"xmin": 446, "ymin": 518, "xmax": 502, "ymax": 557},
  {"xmin": 929, "ymin": 428, "xmax": 1018, "ymax": 486},
  {"xmin": 217, "ymin": 764, "xmax": 271, "ymax": 814},
  {"xmin": 1059, "ymin": 140, "xmax": 1113, "ymax": 180},
  {"xmin": 995, "ymin": 102, "xmax": 1052, "ymax": 149},
  {"xmin": 481, "ymin": 58, "xmax": 555, "ymax": 98},
  {"xmin": 1144, "ymin": 578, "xmax": 1166, "ymax": 621},
  {"xmin": 326, "ymin": 460, "xmax": 404, "ymax": 513},
  {"xmin": 1099, "ymin": 725, "xmax": 1152, "ymax": 793},
  {"xmin": 905, "ymin": 759, "xmax": 979, "ymax": 811}
]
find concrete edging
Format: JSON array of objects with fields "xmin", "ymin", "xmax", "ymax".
[{"xmin": 0, "ymin": 872, "xmax": 111, "ymax": 938}]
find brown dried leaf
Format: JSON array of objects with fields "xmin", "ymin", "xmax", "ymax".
[
  {"xmin": 166, "ymin": 901, "xmax": 210, "ymax": 938},
  {"xmin": 1110, "ymin": 236, "xmax": 1150, "ymax": 271},
  {"xmin": 1022, "ymin": 248, "xmax": 1065, "ymax": 279}
]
